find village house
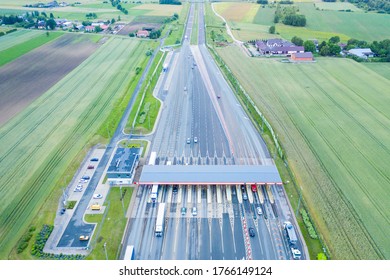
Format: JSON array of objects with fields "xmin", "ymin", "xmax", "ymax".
[
  {"xmin": 255, "ymin": 39, "xmax": 304, "ymax": 56},
  {"xmin": 348, "ymin": 48, "xmax": 375, "ymax": 59},
  {"xmin": 137, "ymin": 30, "xmax": 149, "ymax": 38}
]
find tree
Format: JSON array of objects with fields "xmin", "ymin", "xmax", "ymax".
[
  {"xmin": 291, "ymin": 36, "xmax": 304, "ymax": 46},
  {"xmin": 117, "ymin": 15, "xmax": 121, "ymax": 21},
  {"xmin": 328, "ymin": 43, "xmax": 341, "ymax": 56},
  {"xmin": 111, "ymin": 18, "xmax": 116, "ymax": 24},
  {"xmin": 303, "ymin": 40, "xmax": 316, "ymax": 53},
  {"xmin": 94, "ymin": 26, "xmax": 103, "ymax": 33},
  {"xmin": 269, "ymin": 25, "xmax": 275, "ymax": 34},
  {"xmin": 329, "ymin": 36, "xmax": 340, "ymax": 44},
  {"xmin": 50, "ymin": 12, "xmax": 54, "ymax": 19},
  {"xmin": 46, "ymin": 18, "xmax": 56, "ymax": 30},
  {"xmin": 319, "ymin": 45, "xmax": 330, "ymax": 56}
]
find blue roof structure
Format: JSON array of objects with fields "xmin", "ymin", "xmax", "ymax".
[{"xmin": 138, "ymin": 165, "xmax": 282, "ymax": 185}]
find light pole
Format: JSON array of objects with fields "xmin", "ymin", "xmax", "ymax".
[{"xmin": 103, "ymin": 242, "xmax": 108, "ymax": 260}]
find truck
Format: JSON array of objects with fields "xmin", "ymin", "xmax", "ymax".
[
  {"xmin": 148, "ymin": 151, "xmax": 157, "ymax": 165},
  {"xmin": 155, "ymin": 203, "xmax": 166, "ymax": 237},
  {"xmin": 150, "ymin": 184, "xmax": 158, "ymax": 202},
  {"xmin": 124, "ymin": 245, "xmax": 135, "ymax": 260},
  {"xmin": 284, "ymin": 221, "xmax": 298, "ymax": 245},
  {"xmin": 163, "ymin": 63, "xmax": 168, "ymax": 72}
]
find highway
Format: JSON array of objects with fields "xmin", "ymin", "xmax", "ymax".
[{"xmin": 122, "ymin": 1, "xmax": 305, "ymax": 260}]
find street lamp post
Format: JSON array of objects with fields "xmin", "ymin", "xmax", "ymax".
[{"xmin": 103, "ymin": 242, "xmax": 108, "ymax": 260}]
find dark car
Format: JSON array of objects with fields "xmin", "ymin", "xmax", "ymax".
[
  {"xmin": 87, "ymin": 165, "xmax": 94, "ymax": 169},
  {"xmin": 90, "ymin": 158, "xmax": 99, "ymax": 162},
  {"xmin": 249, "ymin": 227, "xmax": 256, "ymax": 237},
  {"xmin": 82, "ymin": 175, "xmax": 90, "ymax": 180},
  {"xmin": 173, "ymin": 185, "xmax": 178, "ymax": 193},
  {"xmin": 60, "ymin": 208, "xmax": 66, "ymax": 215}
]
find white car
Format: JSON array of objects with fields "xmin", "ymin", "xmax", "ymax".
[
  {"xmin": 74, "ymin": 186, "xmax": 83, "ymax": 192},
  {"xmin": 256, "ymin": 207, "xmax": 263, "ymax": 215},
  {"xmin": 93, "ymin": 194, "xmax": 103, "ymax": 199},
  {"xmin": 194, "ymin": 137, "xmax": 198, "ymax": 143}
]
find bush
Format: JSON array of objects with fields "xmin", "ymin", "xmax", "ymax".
[{"xmin": 300, "ymin": 208, "xmax": 318, "ymax": 239}]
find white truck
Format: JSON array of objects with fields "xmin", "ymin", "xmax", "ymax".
[
  {"xmin": 155, "ymin": 203, "xmax": 166, "ymax": 237},
  {"xmin": 150, "ymin": 184, "xmax": 158, "ymax": 202},
  {"xmin": 284, "ymin": 221, "xmax": 298, "ymax": 245}
]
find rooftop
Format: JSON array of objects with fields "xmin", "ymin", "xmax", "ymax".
[
  {"xmin": 138, "ymin": 165, "xmax": 282, "ymax": 185},
  {"xmin": 107, "ymin": 147, "xmax": 140, "ymax": 174}
]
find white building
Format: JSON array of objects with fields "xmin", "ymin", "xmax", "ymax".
[{"xmin": 348, "ymin": 48, "xmax": 375, "ymax": 59}]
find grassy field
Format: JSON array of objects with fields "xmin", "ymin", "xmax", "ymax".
[
  {"xmin": 85, "ymin": 187, "xmax": 133, "ymax": 260},
  {"xmin": 363, "ymin": 63, "xmax": 390, "ymax": 81},
  {"xmin": 0, "ymin": 37, "xmax": 152, "ymax": 259},
  {"xmin": 132, "ymin": 3, "xmax": 183, "ymax": 17},
  {"xmin": 0, "ymin": 31, "xmax": 63, "ymax": 66},
  {"xmin": 163, "ymin": 2, "xmax": 190, "ymax": 46},
  {"xmin": 125, "ymin": 50, "xmax": 164, "ymax": 134},
  {"xmin": 298, "ymin": 3, "xmax": 390, "ymax": 41},
  {"xmin": 0, "ymin": 29, "xmax": 41, "ymax": 51},
  {"xmin": 217, "ymin": 45, "xmax": 390, "ymax": 260},
  {"xmin": 205, "ymin": 3, "xmax": 232, "ymax": 45},
  {"xmin": 212, "ymin": 2, "xmax": 390, "ymax": 43}
]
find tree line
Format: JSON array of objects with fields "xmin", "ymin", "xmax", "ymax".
[
  {"xmin": 0, "ymin": 11, "xmax": 56, "ymax": 29},
  {"xmin": 274, "ymin": 4, "xmax": 306, "ymax": 26},
  {"xmin": 347, "ymin": 0, "xmax": 390, "ymax": 14},
  {"xmin": 159, "ymin": 0, "xmax": 182, "ymax": 5}
]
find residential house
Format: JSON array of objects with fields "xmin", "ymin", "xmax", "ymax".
[
  {"xmin": 255, "ymin": 39, "xmax": 304, "ymax": 56},
  {"xmin": 348, "ymin": 48, "xmax": 375, "ymax": 59},
  {"xmin": 137, "ymin": 30, "xmax": 149, "ymax": 38},
  {"xmin": 84, "ymin": 25, "xmax": 95, "ymax": 32}
]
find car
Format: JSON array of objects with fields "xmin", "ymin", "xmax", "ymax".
[
  {"xmin": 249, "ymin": 227, "xmax": 256, "ymax": 237},
  {"xmin": 241, "ymin": 185, "xmax": 246, "ymax": 191},
  {"xmin": 243, "ymin": 193, "xmax": 248, "ymax": 200},
  {"xmin": 193, "ymin": 137, "xmax": 198, "ymax": 143},
  {"xmin": 186, "ymin": 138, "xmax": 191, "ymax": 144},
  {"xmin": 217, "ymin": 94, "xmax": 221, "ymax": 99},
  {"xmin": 256, "ymin": 207, "xmax": 263, "ymax": 216},
  {"xmin": 192, "ymin": 207, "xmax": 197, "ymax": 216},
  {"xmin": 173, "ymin": 185, "xmax": 178, "ymax": 193},
  {"xmin": 181, "ymin": 207, "xmax": 187, "ymax": 215},
  {"xmin": 87, "ymin": 165, "xmax": 94, "ymax": 169},
  {"xmin": 79, "ymin": 235, "xmax": 89, "ymax": 241},
  {"xmin": 251, "ymin": 184, "xmax": 257, "ymax": 192},
  {"xmin": 184, "ymin": 86, "xmax": 187, "ymax": 91},
  {"xmin": 60, "ymin": 208, "xmax": 66, "ymax": 215},
  {"xmin": 82, "ymin": 175, "xmax": 90, "ymax": 180},
  {"xmin": 74, "ymin": 186, "xmax": 83, "ymax": 192},
  {"xmin": 90, "ymin": 158, "xmax": 99, "ymax": 162},
  {"xmin": 93, "ymin": 194, "xmax": 103, "ymax": 199}
]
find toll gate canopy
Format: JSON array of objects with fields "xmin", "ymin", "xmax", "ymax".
[{"xmin": 138, "ymin": 165, "xmax": 282, "ymax": 185}]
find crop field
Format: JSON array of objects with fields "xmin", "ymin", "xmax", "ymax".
[
  {"xmin": 252, "ymin": 6, "xmax": 275, "ymax": 26},
  {"xmin": 363, "ymin": 63, "xmax": 390, "ymax": 81},
  {"xmin": 217, "ymin": 45, "xmax": 390, "ymax": 260},
  {"xmin": 132, "ymin": 4, "xmax": 183, "ymax": 17},
  {"xmin": 298, "ymin": 3, "xmax": 390, "ymax": 41},
  {"xmin": 213, "ymin": 2, "xmax": 259, "ymax": 23},
  {"xmin": 0, "ymin": 31, "xmax": 63, "ymax": 67},
  {"xmin": 0, "ymin": 37, "xmax": 150, "ymax": 259},
  {"xmin": 0, "ymin": 29, "xmax": 41, "ymax": 52},
  {"xmin": 0, "ymin": 33, "xmax": 99, "ymax": 126},
  {"xmin": 314, "ymin": 2, "xmax": 362, "ymax": 12}
]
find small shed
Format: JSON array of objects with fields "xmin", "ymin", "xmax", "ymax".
[{"xmin": 290, "ymin": 52, "xmax": 314, "ymax": 62}]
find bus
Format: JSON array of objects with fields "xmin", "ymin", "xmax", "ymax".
[
  {"xmin": 124, "ymin": 245, "xmax": 135, "ymax": 260},
  {"xmin": 155, "ymin": 203, "xmax": 166, "ymax": 237},
  {"xmin": 148, "ymin": 152, "xmax": 157, "ymax": 165},
  {"xmin": 150, "ymin": 184, "xmax": 159, "ymax": 202}
]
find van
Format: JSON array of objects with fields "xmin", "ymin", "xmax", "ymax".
[{"xmin": 192, "ymin": 207, "xmax": 197, "ymax": 216}]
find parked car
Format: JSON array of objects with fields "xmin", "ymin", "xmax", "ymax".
[
  {"xmin": 60, "ymin": 208, "xmax": 66, "ymax": 215},
  {"xmin": 74, "ymin": 186, "xmax": 83, "ymax": 192},
  {"xmin": 87, "ymin": 165, "xmax": 94, "ymax": 169},
  {"xmin": 90, "ymin": 158, "xmax": 99, "ymax": 162},
  {"xmin": 93, "ymin": 194, "xmax": 103, "ymax": 199},
  {"xmin": 79, "ymin": 235, "xmax": 89, "ymax": 241},
  {"xmin": 82, "ymin": 175, "xmax": 90, "ymax": 180}
]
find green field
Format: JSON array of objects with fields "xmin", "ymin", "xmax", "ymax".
[
  {"xmin": 0, "ymin": 29, "xmax": 42, "ymax": 51},
  {"xmin": 0, "ymin": 31, "xmax": 63, "ymax": 66},
  {"xmin": 298, "ymin": 3, "xmax": 390, "ymax": 41},
  {"xmin": 363, "ymin": 63, "xmax": 390, "ymax": 81},
  {"xmin": 217, "ymin": 45, "xmax": 390, "ymax": 260},
  {"xmin": 212, "ymin": 2, "xmax": 390, "ymax": 43},
  {"xmin": 314, "ymin": 2, "xmax": 363, "ymax": 12},
  {"xmin": 0, "ymin": 37, "xmax": 151, "ymax": 259}
]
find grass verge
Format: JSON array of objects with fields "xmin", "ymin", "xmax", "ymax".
[{"xmin": 85, "ymin": 187, "xmax": 133, "ymax": 260}]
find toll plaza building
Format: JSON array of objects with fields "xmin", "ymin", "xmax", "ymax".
[{"xmin": 138, "ymin": 165, "xmax": 282, "ymax": 186}]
